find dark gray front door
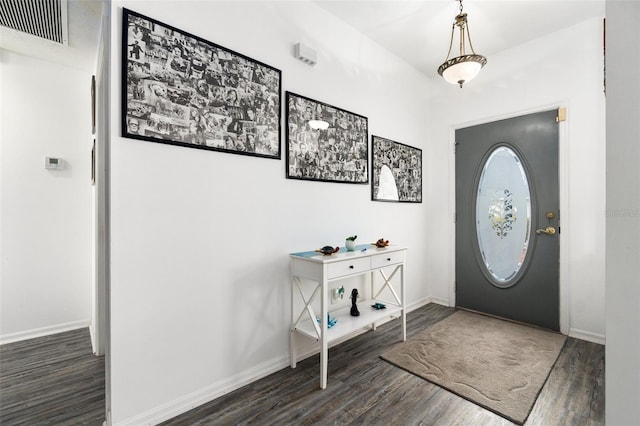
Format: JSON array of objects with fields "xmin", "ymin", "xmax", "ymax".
[{"xmin": 455, "ymin": 109, "xmax": 560, "ymax": 331}]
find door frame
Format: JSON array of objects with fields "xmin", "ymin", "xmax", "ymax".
[{"xmin": 448, "ymin": 102, "xmax": 570, "ymax": 335}]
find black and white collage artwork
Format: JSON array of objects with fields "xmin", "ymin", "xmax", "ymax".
[
  {"xmin": 122, "ymin": 8, "xmax": 281, "ymax": 159},
  {"xmin": 285, "ymin": 92, "xmax": 369, "ymax": 184},
  {"xmin": 371, "ymin": 136, "xmax": 422, "ymax": 203}
]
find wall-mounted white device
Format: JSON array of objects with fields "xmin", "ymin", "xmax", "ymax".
[
  {"xmin": 294, "ymin": 42, "xmax": 317, "ymax": 66},
  {"xmin": 45, "ymin": 156, "xmax": 64, "ymax": 170}
]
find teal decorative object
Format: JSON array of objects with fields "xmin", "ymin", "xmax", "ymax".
[{"xmin": 317, "ymin": 314, "xmax": 338, "ymax": 328}]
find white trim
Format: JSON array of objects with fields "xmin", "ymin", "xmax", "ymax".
[
  {"xmin": 93, "ymin": 0, "xmax": 111, "ymax": 360},
  {"xmin": 448, "ymin": 129, "xmax": 457, "ymax": 307},
  {"xmin": 427, "ymin": 296, "xmax": 450, "ymax": 307},
  {"xmin": 569, "ymin": 328, "xmax": 605, "ymax": 345},
  {"xmin": 406, "ymin": 296, "xmax": 433, "ymax": 311},
  {"xmin": 0, "ymin": 320, "xmax": 91, "ymax": 345},
  {"xmin": 448, "ymin": 121, "xmax": 462, "ymax": 307},
  {"xmin": 557, "ymin": 101, "xmax": 571, "ymax": 336},
  {"xmin": 60, "ymin": 0, "xmax": 69, "ymax": 45},
  {"xmin": 449, "ymin": 102, "xmax": 571, "ymax": 334}
]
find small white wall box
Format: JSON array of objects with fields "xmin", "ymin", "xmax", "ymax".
[
  {"xmin": 45, "ymin": 157, "xmax": 64, "ymax": 170},
  {"xmin": 294, "ymin": 42, "xmax": 317, "ymax": 66}
]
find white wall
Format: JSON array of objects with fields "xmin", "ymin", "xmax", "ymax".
[
  {"xmin": 605, "ymin": 1, "xmax": 640, "ymax": 423},
  {"xmin": 108, "ymin": 1, "xmax": 432, "ymax": 424},
  {"xmin": 0, "ymin": 50, "xmax": 93, "ymax": 342},
  {"xmin": 427, "ymin": 16, "xmax": 606, "ymax": 342}
]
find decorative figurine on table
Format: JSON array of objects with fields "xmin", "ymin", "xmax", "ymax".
[
  {"xmin": 350, "ymin": 289, "xmax": 360, "ymax": 317},
  {"xmin": 316, "ymin": 245, "xmax": 340, "ymax": 255},
  {"xmin": 345, "ymin": 235, "xmax": 358, "ymax": 251},
  {"xmin": 317, "ymin": 313, "xmax": 338, "ymax": 328},
  {"xmin": 373, "ymin": 238, "xmax": 390, "ymax": 248}
]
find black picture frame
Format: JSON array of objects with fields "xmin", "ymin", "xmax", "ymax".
[
  {"xmin": 371, "ymin": 135, "xmax": 422, "ymax": 203},
  {"xmin": 285, "ymin": 92, "xmax": 368, "ymax": 184},
  {"xmin": 122, "ymin": 8, "xmax": 281, "ymax": 159}
]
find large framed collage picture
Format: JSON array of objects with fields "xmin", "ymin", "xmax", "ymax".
[
  {"xmin": 285, "ymin": 92, "xmax": 368, "ymax": 184},
  {"xmin": 122, "ymin": 8, "xmax": 281, "ymax": 158},
  {"xmin": 371, "ymin": 135, "xmax": 422, "ymax": 203}
]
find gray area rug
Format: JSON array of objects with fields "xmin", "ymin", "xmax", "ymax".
[{"xmin": 380, "ymin": 310, "xmax": 566, "ymax": 424}]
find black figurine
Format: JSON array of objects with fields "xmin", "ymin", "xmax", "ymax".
[{"xmin": 350, "ymin": 289, "xmax": 360, "ymax": 317}]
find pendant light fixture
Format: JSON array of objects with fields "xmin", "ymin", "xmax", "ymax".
[{"xmin": 437, "ymin": 0, "xmax": 487, "ymax": 88}]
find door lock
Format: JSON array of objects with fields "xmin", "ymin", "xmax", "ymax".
[{"xmin": 535, "ymin": 226, "xmax": 556, "ymax": 235}]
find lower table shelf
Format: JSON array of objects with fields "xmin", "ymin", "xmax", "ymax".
[{"xmin": 293, "ymin": 299, "xmax": 402, "ymax": 342}]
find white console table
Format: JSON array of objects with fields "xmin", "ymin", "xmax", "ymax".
[{"xmin": 290, "ymin": 244, "xmax": 407, "ymax": 389}]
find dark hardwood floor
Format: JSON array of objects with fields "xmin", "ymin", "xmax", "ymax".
[
  {"xmin": 162, "ymin": 304, "xmax": 604, "ymax": 426},
  {"xmin": 0, "ymin": 328, "xmax": 105, "ymax": 425},
  {"xmin": 0, "ymin": 304, "xmax": 604, "ymax": 425}
]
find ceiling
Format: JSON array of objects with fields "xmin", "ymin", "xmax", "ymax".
[
  {"xmin": 0, "ymin": 0, "xmax": 604, "ymax": 77},
  {"xmin": 314, "ymin": 0, "xmax": 605, "ymax": 79}
]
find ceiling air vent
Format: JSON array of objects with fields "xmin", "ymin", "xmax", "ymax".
[{"xmin": 0, "ymin": 0, "xmax": 68, "ymax": 45}]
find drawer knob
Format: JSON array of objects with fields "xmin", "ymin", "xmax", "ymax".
[
  {"xmin": 387, "ymin": 257, "xmax": 391, "ymax": 261},
  {"xmin": 349, "ymin": 265, "xmax": 354, "ymax": 269}
]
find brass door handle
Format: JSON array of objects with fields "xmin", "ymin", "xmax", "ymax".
[{"xmin": 536, "ymin": 226, "xmax": 556, "ymax": 235}]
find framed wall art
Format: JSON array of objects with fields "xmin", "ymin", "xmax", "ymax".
[
  {"xmin": 285, "ymin": 92, "xmax": 368, "ymax": 184},
  {"xmin": 371, "ymin": 135, "xmax": 422, "ymax": 203},
  {"xmin": 122, "ymin": 8, "xmax": 281, "ymax": 159}
]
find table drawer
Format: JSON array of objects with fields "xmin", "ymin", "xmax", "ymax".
[
  {"xmin": 371, "ymin": 251, "xmax": 405, "ymax": 268},
  {"xmin": 327, "ymin": 257, "xmax": 371, "ymax": 279}
]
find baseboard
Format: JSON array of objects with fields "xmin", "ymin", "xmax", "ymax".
[
  {"xmin": 0, "ymin": 320, "xmax": 91, "ymax": 345},
  {"xmin": 427, "ymin": 296, "xmax": 450, "ymax": 307},
  {"xmin": 569, "ymin": 328, "xmax": 606, "ymax": 345},
  {"xmin": 406, "ymin": 296, "xmax": 434, "ymax": 312},
  {"xmin": 113, "ymin": 355, "xmax": 290, "ymax": 426},
  {"xmin": 90, "ymin": 323, "xmax": 97, "ymax": 354}
]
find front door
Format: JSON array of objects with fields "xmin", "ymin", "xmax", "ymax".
[{"xmin": 455, "ymin": 109, "xmax": 560, "ymax": 331}]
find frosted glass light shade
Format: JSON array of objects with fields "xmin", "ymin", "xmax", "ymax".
[{"xmin": 438, "ymin": 54, "xmax": 487, "ymax": 87}]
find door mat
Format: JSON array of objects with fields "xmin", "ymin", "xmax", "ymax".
[{"xmin": 380, "ymin": 310, "xmax": 566, "ymax": 424}]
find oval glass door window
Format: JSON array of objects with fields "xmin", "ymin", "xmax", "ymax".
[{"xmin": 476, "ymin": 146, "xmax": 532, "ymax": 287}]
